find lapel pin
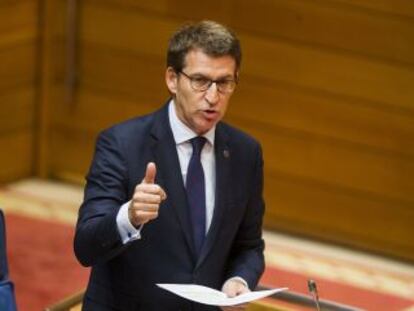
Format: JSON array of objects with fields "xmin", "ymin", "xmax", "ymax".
[{"xmin": 223, "ymin": 149, "xmax": 230, "ymax": 158}]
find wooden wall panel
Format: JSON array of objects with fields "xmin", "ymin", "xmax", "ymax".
[
  {"xmin": 80, "ymin": 43, "xmax": 166, "ymax": 102},
  {"xmin": 45, "ymin": 0, "xmax": 414, "ymax": 261},
  {"xmin": 53, "ymin": 89, "xmax": 158, "ymax": 131},
  {"xmin": 0, "ymin": 131, "xmax": 34, "ymax": 182},
  {"xmin": 241, "ymin": 35, "xmax": 414, "ymax": 111},
  {"xmin": 0, "ymin": 1, "xmax": 37, "ymax": 33},
  {"xmin": 330, "ymin": 0, "xmax": 414, "ymax": 18},
  {"xmin": 265, "ymin": 172, "xmax": 414, "ymax": 258},
  {"xmin": 80, "ymin": 4, "xmax": 174, "ymax": 58},
  {"xmin": 232, "ymin": 82, "xmax": 414, "ymax": 157},
  {"xmin": 237, "ymin": 122, "xmax": 414, "ymax": 203},
  {"xmin": 0, "ymin": 87, "xmax": 35, "ymax": 132},
  {"xmin": 0, "ymin": 0, "xmax": 38, "ymax": 183},
  {"xmin": 232, "ymin": 0, "xmax": 414, "ymax": 65},
  {"xmin": 0, "ymin": 43, "xmax": 36, "ymax": 90},
  {"xmin": 50, "ymin": 126, "xmax": 95, "ymax": 183}
]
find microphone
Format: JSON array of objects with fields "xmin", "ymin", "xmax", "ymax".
[{"xmin": 308, "ymin": 279, "xmax": 321, "ymax": 311}]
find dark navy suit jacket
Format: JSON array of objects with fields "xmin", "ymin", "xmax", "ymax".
[{"xmin": 74, "ymin": 104, "xmax": 265, "ymax": 311}]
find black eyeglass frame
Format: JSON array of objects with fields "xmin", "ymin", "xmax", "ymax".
[{"xmin": 178, "ymin": 70, "xmax": 238, "ymax": 94}]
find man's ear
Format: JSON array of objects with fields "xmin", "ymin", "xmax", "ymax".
[{"xmin": 165, "ymin": 67, "xmax": 178, "ymax": 95}]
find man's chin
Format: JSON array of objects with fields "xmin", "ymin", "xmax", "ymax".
[{"xmin": 194, "ymin": 125, "xmax": 214, "ymax": 135}]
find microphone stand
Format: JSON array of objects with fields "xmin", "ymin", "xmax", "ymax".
[{"xmin": 308, "ymin": 279, "xmax": 321, "ymax": 311}]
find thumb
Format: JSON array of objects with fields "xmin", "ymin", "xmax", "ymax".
[{"xmin": 143, "ymin": 162, "xmax": 156, "ymax": 184}]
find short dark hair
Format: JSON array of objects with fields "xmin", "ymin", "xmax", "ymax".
[{"xmin": 167, "ymin": 20, "xmax": 241, "ymax": 73}]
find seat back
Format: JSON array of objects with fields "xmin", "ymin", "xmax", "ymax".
[{"xmin": 0, "ymin": 209, "xmax": 18, "ymax": 311}]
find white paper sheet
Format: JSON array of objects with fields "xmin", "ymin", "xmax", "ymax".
[{"xmin": 157, "ymin": 283, "xmax": 288, "ymax": 306}]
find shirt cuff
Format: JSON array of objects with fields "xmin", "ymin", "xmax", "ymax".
[{"xmin": 116, "ymin": 200, "xmax": 142, "ymax": 244}]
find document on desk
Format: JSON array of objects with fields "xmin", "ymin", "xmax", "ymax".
[{"xmin": 157, "ymin": 283, "xmax": 288, "ymax": 306}]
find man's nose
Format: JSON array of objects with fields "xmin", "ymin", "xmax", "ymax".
[{"xmin": 205, "ymin": 82, "xmax": 219, "ymax": 105}]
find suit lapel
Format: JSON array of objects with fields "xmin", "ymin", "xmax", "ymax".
[
  {"xmin": 150, "ymin": 106, "xmax": 196, "ymax": 259},
  {"xmin": 196, "ymin": 123, "xmax": 231, "ymax": 268}
]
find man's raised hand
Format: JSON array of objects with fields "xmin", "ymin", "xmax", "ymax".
[{"xmin": 128, "ymin": 162, "xmax": 167, "ymax": 227}]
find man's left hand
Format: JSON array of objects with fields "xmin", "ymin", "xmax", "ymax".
[{"xmin": 220, "ymin": 279, "xmax": 250, "ymax": 311}]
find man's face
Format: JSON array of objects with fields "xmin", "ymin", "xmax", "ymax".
[{"xmin": 165, "ymin": 49, "xmax": 237, "ymax": 135}]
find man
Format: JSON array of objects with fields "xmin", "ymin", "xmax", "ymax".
[{"xmin": 74, "ymin": 20, "xmax": 265, "ymax": 311}]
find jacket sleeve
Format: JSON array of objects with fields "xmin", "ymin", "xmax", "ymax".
[
  {"xmin": 74, "ymin": 129, "xmax": 131, "ymax": 267},
  {"xmin": 225, "ymin": 143, "xmax": 266, "ymax": 289}
]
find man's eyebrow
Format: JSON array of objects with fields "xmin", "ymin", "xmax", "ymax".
[
  {"xmin": 190, "ymin": 73, "xmax": 209, "ymax": 78},
  {"xmin": 189, "ymin": 72, "xmax": 235, "ymax": 80}
]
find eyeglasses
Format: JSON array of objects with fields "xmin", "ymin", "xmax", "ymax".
[{"xmin": 178, "ymin": 71, "xmax": 237, "ymax": 94}]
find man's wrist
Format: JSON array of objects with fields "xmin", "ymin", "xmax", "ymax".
[{"xmin": 116, "ymin": 200, "xmax": 142, "ymax": 244}]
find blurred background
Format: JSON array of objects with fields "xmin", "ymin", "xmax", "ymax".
[{"xmin": 1, "ymin": 0, "xmax": 414, "ymax": 310}]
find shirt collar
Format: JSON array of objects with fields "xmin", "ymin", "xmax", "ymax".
[{"xmin": 168, "ymin": 100, "xmax": 215, "ymax": 146}]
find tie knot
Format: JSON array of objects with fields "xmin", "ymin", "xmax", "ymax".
[{"xmin": 190, "ymin": 136, "xmax": 207, "ymax": 156}]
